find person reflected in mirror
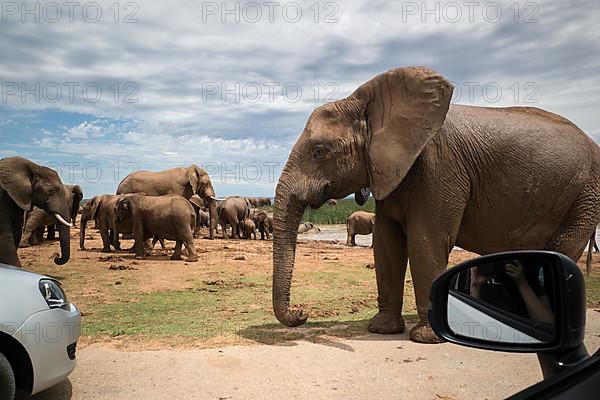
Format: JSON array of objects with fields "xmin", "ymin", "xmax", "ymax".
[
  {"xmin": 469, "ymin": 260, "xmax": 554, "ymax": 324},
  {"xmin": 505, "ymin": 260, "xmax": 555, "ymax": 324}
]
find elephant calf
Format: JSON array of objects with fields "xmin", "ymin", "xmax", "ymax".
[
  {"xmin": 251, "ymin": 210, "xmax": 273, "ymax": 240},
  {"xmin": 115, "ymin": 194, "xmax": 198, "ymax": 262},
  {"xmin": 346, "ymin": 211, "xmax": 375, "ymax": 246},
  {"xmin": 241, "ymin": 218, "xmax": 256, "ymax": 240},
  {"xmin": 298, "ymin": 222, "xmax": 320, "ymax": 234}
]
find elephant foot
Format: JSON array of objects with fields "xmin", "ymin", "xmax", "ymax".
[
  {"xmin": 187, "ymin": 255, "xmax": 199, "ymax": 262},
  {"xmin": 409, "ymin": 321, "xmax": 444, "ymax": 344},
  {"xmin": 19, "ymin": 242, "xmax": 30, "ymax": 249},
  {"xmin": 170, "ymin": 254, "xmax": 183, "ymax": 261},
  {"xmin": 135, "ymin": 255, "xmax": 145, "ymax": 260},
  {"xmin": 101, "ymin": 248, "xmax": 112, "ymax": 253},
  {"xmin": 367, "ymin": 311, "xmax": 405, "ymax": 334}
]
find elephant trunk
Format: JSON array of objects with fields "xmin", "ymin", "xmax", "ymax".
[
  {"xmin": 272, "ymin": 168, "xmax": 308, "ymax": 327},
  {"xmin": 54, "ymin": 222, "xmax": 71, "ymax": 265},
  {"xmin": 79, "ymin": 213, "xmax": 89, "ymax": 250}
]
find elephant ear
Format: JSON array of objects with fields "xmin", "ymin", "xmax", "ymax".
[
  {"xmin": 0, "ymin": 157, "xmax": 34, "ymax": 211},
  {"xmin": 71, "ymin": 185, "xmax": 84, "ymax": 219},
  {"xmin": 89, "ymin": 197, "xmax": 102, "ymax": 220},
  {"xmin": 186, "ymin": 165, "xmax": 200, "ymax": 194},
  {"xmin": 351, "ymin": 67, "xmax": 453, "ymax": 200}
]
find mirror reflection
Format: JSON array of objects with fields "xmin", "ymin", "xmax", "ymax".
[{"xmin": 446, "ymin": 256, "xmax": 557, "ymax": 344}]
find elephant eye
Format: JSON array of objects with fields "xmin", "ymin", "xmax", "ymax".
[{"xmin": 312, "ymin": 144, "xmax": 330, "ymax": 160}]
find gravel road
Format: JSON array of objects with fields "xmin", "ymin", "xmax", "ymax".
[{"xmin": 33, "ymin": 311, "xmax": 600, "ymax": 400}]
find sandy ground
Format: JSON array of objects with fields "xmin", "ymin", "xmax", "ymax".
[
  {"xmin": 32, "ymin": 310, "xmax": 600, "ymax": 400},
  {"xmin": 19, "ymin": 222, "xmax": 600, "ymax": 399}
]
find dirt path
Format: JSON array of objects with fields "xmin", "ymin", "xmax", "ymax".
[{"xmin": 33, "ymin": 311, "xmax": 600, "ymax": 400}]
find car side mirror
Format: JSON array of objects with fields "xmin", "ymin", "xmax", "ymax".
[{"xmin": 428, "ymin": 251, "xmax": 586, "ymax": 354}]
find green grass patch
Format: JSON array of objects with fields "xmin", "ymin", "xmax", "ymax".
[
  {"xmin": 302, "ymin": 197, "xmax": 375, "ymax": 224},
  {"xmin": 80, "ymin": 265, "xmax": 384, "ymax": 344}
]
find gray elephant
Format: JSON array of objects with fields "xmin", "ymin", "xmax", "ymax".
[
  {"xmin": 80, "ymin": 194, "xmax": 130, "ymax": 252},
  {"xmin": 346, "ymin": 211, "xmax": 375, "ymax": 246},
  {"xmin": 198, "ymin": 210, "xmax": 210, "ymax": 228},
  {"xmin": 246, "ymin": 197, "xmax": 272, "ymax": 207},
  {"xmin": 251, "ymin": 210, "xmax": 273, "ymax": 240},
  {"xmin": 117, "ymin": 165, "xmax": 218, "ymax": 239},
  {"xmin": 114, "ymin": 194, "xmax": 198, "ymax": 261},
  {"xmin": 20, "ymin": 184, "xmax": 83, "ymax": 247},
  {"xmin": 256, "ymin": 197, "xmax": 272, "ymax": 207},
  {"xmin": 0, "ymin": 157, "xmax": 71, "ymax": 266},
  {"xmin": 271, "ymin": 66, "xmax": 600, "ymax": 344},
  {"xmin": 298, "ymin": 222, "xmax": 320, "ymax": 234},
  {"xmin": 218, "ymin": 196, "xmax": 250, "ymax": 239},
  {"xmin": 241, "ymin": 218, "xmax": 256, "ymax": 240},
  {"xmin": 188, "ymin": 194, "xmax": 210, "ymax": 236}
]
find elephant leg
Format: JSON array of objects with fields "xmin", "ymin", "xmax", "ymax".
[
  {"xmin": 1, "ymin": 211, "xmax": 23, "ymax": 267},
  {"xmin": 34, "ymin": 227, "xmax": 44, "ymax": 244},
  {"xmin": 230, "ymin": 217, "xmax": 239, "ymax": 239},
  {"xmin": 183, "ymin": 234, "xmax": 198, "ymax": 262},
  {"xmin": 109, "ymin": 229, "xmax": 122, "ymax": 251},
  {"xmin": 46, "ymin": 224, "xmax": 56, "ymax": 240},
  {"xmin": 1, "ymin": 231, "xmax": 21, "ymax": 267},
  {"xmin": 99, "ymin": 227, "xmax": 112, "ymax": 252},
  {"xmin": 171, "ymin": 240, "xmax": 183, "ymax": 260},
  {"xmin": 368, "ymin": 215, "xmax": 408, "ymax": 334},
  {"xmin": 406, "ymin": 227, "xmax": 454, "ymax": 344},
  {"xmin": 544, "ymin": 188, "xmax": 600, "ymax": 270},
  {"xmin": 346, "ymin": 231, "xmax": 353, "ymax": 246},
  {"xmin": 221, "ymin": 219, "xmax": 229, "ymax": 239}
]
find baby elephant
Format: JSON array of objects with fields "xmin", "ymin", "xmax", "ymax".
[
  {"xmin": 115, "ymin": 194, "xmax": 198, "ymax": 262},
  {"xmin": 298, "ymin": 222, "xmax": 320, "ymax": 234},
  {"xmin": 241, "ymin": 218, "xmax": 256, "ymax": 240},
  {"xmin": 346, "ymin": 211, "xmax": 375, "ymax": 246}
]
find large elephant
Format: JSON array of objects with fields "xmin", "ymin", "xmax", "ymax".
[
  {"xmin": 217, "ymin": 196, "xmax": 250, "ymax": 239},
  {"xmin": 117, "ymin": 165, "xmax": 218, "ymax": 239},
  {"xmin": 272, "ymin": 67, "xmax": 600, "ymax": 343},
  {"xmin": 346, "ymin": 211, "xmax": 375, "ymax": 246},
  {"xmin": 114, "ymin": 194, "xmax": 198, "ymax": 261},
  {"xmin": 80, "ymin": 194, "xmax": 131, "ymax": 252},
  {"xmin": 0, "ymin": 157, "xmax": 71, "ymax": 266},
  {"xmin": 20, "ymin": 184, "xmax": 83, "ymax": 247}
]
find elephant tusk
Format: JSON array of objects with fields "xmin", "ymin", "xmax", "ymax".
[{"xmin": 54, "ymin": 213, "xmax": 73, "ymax": 227}]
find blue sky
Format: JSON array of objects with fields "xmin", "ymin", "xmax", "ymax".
[{"xmin": 1, "ymin": 0, "xmax": 599, "ymax": 197}]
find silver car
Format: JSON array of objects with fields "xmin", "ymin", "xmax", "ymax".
[{"xmin": 0, "ymin": 263, "xmax": 80, "ymax": 399}]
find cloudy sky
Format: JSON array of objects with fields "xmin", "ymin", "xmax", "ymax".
[{"xmin": 1, "ymin": 0, "xmax": 598, "ymax": 197}]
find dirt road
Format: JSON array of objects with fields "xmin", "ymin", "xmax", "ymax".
[{"xmin": 34, "ymin": 311, "xmax": 600, "ymax": 400}]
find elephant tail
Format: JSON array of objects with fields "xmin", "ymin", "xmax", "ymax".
[{"xmin": 587, "ymin": 228, "xmax": 597, "ymax": 277}]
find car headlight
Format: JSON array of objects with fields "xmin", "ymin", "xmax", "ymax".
[{"xmin": 38, "ymin": 279, "xmax": 68, "ymax": 309}]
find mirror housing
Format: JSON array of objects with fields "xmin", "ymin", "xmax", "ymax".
[{"xmin": 429, "ymin": 251, "xmax": 586, "ymax": 353}]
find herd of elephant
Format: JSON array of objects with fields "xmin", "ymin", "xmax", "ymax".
[
  {"xmin": 2, "ymin": 161, "xmax": 280, "ymax": 263},
  {"xmin": 2, "ymin": 66, "xmax": 600, "ymax": 344},
  {"xmin": 0, "ymin": 156, "xmax": 370, "ymax": 266}
]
